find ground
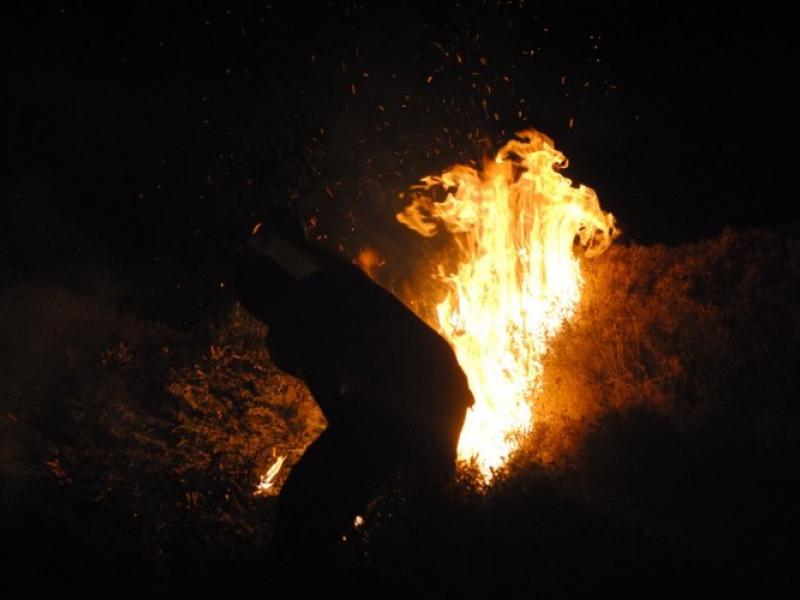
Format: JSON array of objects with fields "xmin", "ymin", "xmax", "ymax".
[{"xmin": 2, "ymin": 228, "xmax": 798, "ymax": 596}]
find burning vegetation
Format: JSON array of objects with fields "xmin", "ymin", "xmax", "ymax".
[{"xmin": 395, "ymin": 129, "xmax": 616, "ymax": 476}]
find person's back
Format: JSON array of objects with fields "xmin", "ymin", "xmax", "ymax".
[
  {"xmin": 232, "ymin": 217, "xmax": 473, "ymax": 565},
  {"xmin": 278, "ymin": 262, "xmax": 471, "ymax": 461}
]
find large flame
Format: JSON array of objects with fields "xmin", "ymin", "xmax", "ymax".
[{"xmin": 397, "ymin": 130, "xmax": 616, "ymax": 478}]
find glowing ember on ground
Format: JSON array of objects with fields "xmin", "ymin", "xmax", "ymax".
[
  {"xmin": 397, "ymin": 130, "xmax": 616, "ymax": 478},
  {"xmin": 254, "ymin": 454, "xmax": 287, "ymax": 496}
]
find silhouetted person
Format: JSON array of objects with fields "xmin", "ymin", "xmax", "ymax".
[{"xmin": 232, "ymin": 212, "xmax": 474, "ymax": 568}]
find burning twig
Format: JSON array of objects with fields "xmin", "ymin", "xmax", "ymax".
[{"xmin": 254, "ymin": 454, "xmax": 287, "ymax": 496}]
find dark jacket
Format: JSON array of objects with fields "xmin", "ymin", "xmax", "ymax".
[{"xmin": 236, "ymin": 251, "xmax": 473, "ymax": 461}]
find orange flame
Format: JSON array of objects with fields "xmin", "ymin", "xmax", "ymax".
[
  {"xmin": 397, "ymin": 130, "xmax": 616, "ymax": 478},
  {"xmin": 355, "ymin": 247, "xmax": 384, "ymax": 279}
]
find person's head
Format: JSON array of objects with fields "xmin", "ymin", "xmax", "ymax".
[{"xmin": 250, "ymin": 203, "xmax": 348, "ymax": 280}]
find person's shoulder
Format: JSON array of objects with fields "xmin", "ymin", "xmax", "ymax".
[{"xmin": 298, "ymin": 260, "xmax": 378, "ymax": 291}]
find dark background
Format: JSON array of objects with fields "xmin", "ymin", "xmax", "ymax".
[{"xmin": 2, "ymin": 2, "xmax": 796, "ymax": 329}]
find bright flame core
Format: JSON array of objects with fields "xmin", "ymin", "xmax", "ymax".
[
  {"xmin": 254, "ymin": 454, "xmax": 286, "ymax": 496},
  {"xmin": 397, "ymin": 130, "xmax": 616, "ymax": 477}
]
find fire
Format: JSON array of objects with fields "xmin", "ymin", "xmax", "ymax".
[
  {"xmin": 254, "ymin": 454, "xmax": 286, "ymax": 496},
  {"xmin": 397, "ymin": 130, "xmax": 616, "ymax": 478},
  {"xmin": 355, "ymin": 247, "xmax": 384, "ymax": 279}
]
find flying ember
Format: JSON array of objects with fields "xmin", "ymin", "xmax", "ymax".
[{"xmin": 397, "ymin": 130, "xmax": 616, "ymax": 478}]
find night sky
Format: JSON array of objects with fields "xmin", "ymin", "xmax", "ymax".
[{"xmin": 4, "ymin": 4, "xmax": 796, "ymax": 302}]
